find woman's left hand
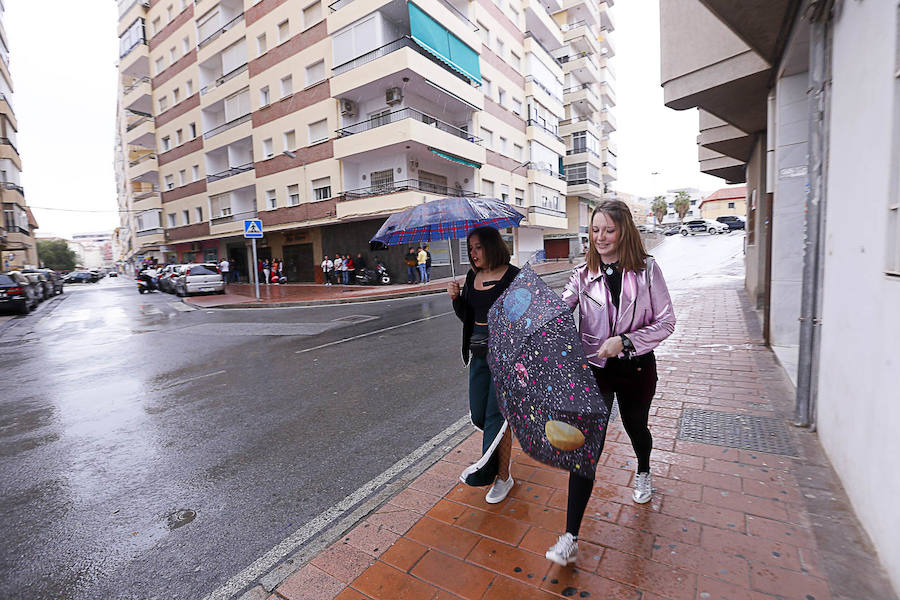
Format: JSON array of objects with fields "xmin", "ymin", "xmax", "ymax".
[{"xmin": 596, "ymin": 336, "xmax": 625, "ymax": 359}]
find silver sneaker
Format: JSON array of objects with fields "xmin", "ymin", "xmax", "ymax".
[
  {"xmin": 485, "ymin": 476, "xmax": 514, "ymax": 504},
  {"xmin": 545, "ymin": 532, "xmax": 578, "ymax": 566},
  {"xmin": 633, "ymin": 471, "xmax": 652, "ymax": 504}
]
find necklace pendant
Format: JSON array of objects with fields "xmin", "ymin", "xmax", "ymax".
[{"xmin": 605, "ymin": 266, "xmax": 614, "ymax": 276}]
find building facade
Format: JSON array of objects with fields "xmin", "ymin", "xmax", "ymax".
[
  {"xmin": 114, "ymin": 0, "xmax": 616, "ymax": 278},
  {"xmin": 0, "ymin": 0, "xmax": 38, "ymax": 270},
  {"xmin": 698, "ymin": 185, "xmax": 746, "ymax": 220},
  {"xmin": 660, "ymin": 0, "xmax": 900, "ymax": 591}
]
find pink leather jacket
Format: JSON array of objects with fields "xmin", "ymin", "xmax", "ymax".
[{"xmin": 560, "ymin": 257, "xmax": 676, "ymax": 367}]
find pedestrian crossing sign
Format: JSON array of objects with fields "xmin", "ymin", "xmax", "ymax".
[{"xmin": 243, "ymin": 219, "xmax": 263, "ymax": 238}]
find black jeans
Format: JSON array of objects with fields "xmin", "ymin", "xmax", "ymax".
[{"xmin": 566, "ymin": 353, "xmax": 658, "ymax": 536}]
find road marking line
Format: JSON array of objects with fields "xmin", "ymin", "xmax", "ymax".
[
  {"xmin": 201, "ymin": 415, "xmax": 471, "ymax": 600},
  {"xmin": 294, "ymin": 311, "xmax": 454, "ymax": 354}
]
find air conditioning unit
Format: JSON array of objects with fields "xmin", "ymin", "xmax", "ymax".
[
  {"xmin": 340, "ymin": 99, "xmax": 357, "ymax": 116},
  {"xmin": 385, "ymin": 87, "xmax": 403, "ymax": 106}
]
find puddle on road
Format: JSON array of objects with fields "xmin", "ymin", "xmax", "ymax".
[{"xmin": 165, "ymin": 509, "xmax": 196, "ymax": 530}]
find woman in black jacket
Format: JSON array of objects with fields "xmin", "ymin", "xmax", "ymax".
[{"xmin": 448, "ymin": 226, "xmax": 520, "ymax": 504}]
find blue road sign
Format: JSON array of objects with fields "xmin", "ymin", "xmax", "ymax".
[{"xmin": 243, "ymin": 219, "xmax": 263, "ymax": 238}]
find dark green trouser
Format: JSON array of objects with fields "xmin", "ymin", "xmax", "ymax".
[{"xmin": 464, "ymin": 352, "xmax": 503, "ymax": 486}]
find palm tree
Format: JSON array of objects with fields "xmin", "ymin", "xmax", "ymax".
[
  {"xmin": 651, "ymin": 196, "xmax": 668, "ymax": 226},
  {"xmin": 673, "ymin": 191, "xmax": 692, "ymax": 222}
]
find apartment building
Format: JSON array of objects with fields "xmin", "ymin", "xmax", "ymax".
[
  {"xmin": 660, "ymin": 1, "xmax": 900, "ymax": 592},
  {"xmin": 114, "ymin": 0, "xmax": 615, "ymax": 279},
  {"xmin": 698, "ymin": 185, "xmax": 745, "ymax": 221},
  {"xmin": 0, "ymin": 0, "xmax": 38, "ymax": 270}
]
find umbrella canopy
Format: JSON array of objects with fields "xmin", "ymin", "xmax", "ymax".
[
  {"xmin": 488, "ymin": 264, "xmax": 610, "ymax": 478},
  {"xmin": 370, "ymin": 197, "xmax": 524, "ymax": 246}
]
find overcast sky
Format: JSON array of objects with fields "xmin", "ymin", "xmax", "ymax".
[{"xmin": 6, "ymin": 1, "xmax": 724, "ymax": 240}]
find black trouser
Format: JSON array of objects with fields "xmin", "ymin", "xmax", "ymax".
[{"xmin": 566, "ymin": 353, "xmax": 658, "ymax": 536}]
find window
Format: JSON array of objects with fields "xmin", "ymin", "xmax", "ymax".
[
  {"xmin": 512, "ymin": 98, "xmax": 523, "ymax": 116},
  {"xmin": 497, "ymin": 88, "xmax": 507, "ymax": 107},
  {"xmin": 168, "ymin": 213, "xmax": 176, "ymax": 227},
  {"xmin": 278, "ymin": 20, "xmax": 289, "ymax": 43},
  {"xmin": 499, "ymin": 136, "xmax": 508, "ymax": 155},
  {"xmin": 178, "ymin": 169, "xmax": 186, "ymax": 185},
  {"xmin": 728, "ymin": 201, "xmax": 736, "ymax": 209},
  {"xmin": 305, "ymin": 60, "xmax": 325, "ymax": 86},
  {"xmin": 266, "ymin": 189, "xmax": 277, "ymax": 209},
  {"xmin": 167, "ymin": 5, "xmax": 174, "ymax": 21},
  {"xmin": 185, "ymin": 80, "xmax": 193, "ymax": 95},
  {"xmin": 195, "ymin": 206, "xmax": 203, "ymax": 222},
  {"xmin": 259, "ymin": 86, "xmax": 270, "ymax": 106},
  {"xmin": 155, "ymin": 57, "xmax": 165, "ymax": 74},
  {"xmin": 370, "ymin": 169, "xmax": 394, "ymax": 191},
  {"xmin": 510, "ymin": 51, "xmax": 521, "ymax": 71},
  {"xmin": 500, "ymin": 184, "xmax": 509, "ymax": 203},
  {"xmin": 514, "ymin": 143, "xmax": 523, "ymax": 161},
  {"xmin": 477, "ymin": 21, "xmax": 489, "ymax": 46},
  {"xmin": 161, "ymin": 136, "xmax": 171, "ymax": 151},
  {"xmin": 280, "ymin": 75, "xmax": 293, "ymax": 98},
  {"xmin": 164, "ymin": 174, "xmax": 174, "ymax": 189},
  {"xmin": 482, "ymin": 77, "xmax": 492, "ymax": 99},
  {"xmin": 182, "ymin": 209, "xmax": 190, "ymax": 225},
  {"xmin": 312, "ymin": 177, "xmax": 331, "ymax": 200},
  {"xmin": 283, "ymin": 130, "xmax": 296, "ymax": 150},
  {"xmin": 257, "ymin": 34, "xmax": 267, "ymax": 56},
  {"xmin": 480, "ymin": 127, "xmax": 493, "ymax": 149},
  {"xmin": 175, "ymin": 129, "xmax": 183, "ymax": 145},
  {"xmin": 482, "ymin": 180, "xmax": 494, "ymax": 196},
  {"xmin": 287, "ymin": 184, "xmax": 300, "ymax": 205},
  {"xmin": 192, "ymin": 165, "xmax": 200, "ymax": 180},
  {"xmin": 172, "ymin": 87, "xmax": 180, "ymax": 104},
  {"xmin": 302, "ymin": 2, "xmax": 322, "ymax": 29},
  {"xmin": 495, "ymin": 38, "xmax": 504, "ymax": 58},
  {"xmin": 158, "ymin": 96, "xmax": 168, "ymax": 112},
  {"xmin": 262, "ymin": 138, "xmax": 273, "ymax": 158},
  {"xmin": 169, "ymin": 47, "xmax": 177, "ymax": 63},
  {"xmin": 182, "ymin": 36, "xmax": 190, "ymax": 54},
  {"xmin": 515, "ymin": 188, "xmax": 524, "ymax": 206},
  {"xmin": 189, "ymin": 122, "xmax": 197, "ymax": 138},
  {"xmin": 308, "ymin": 119, "xmax": 328, "ymax": 144},
  {"xmin": 152, "ymin": 17, "xmax": 161, "ymax": 35}
]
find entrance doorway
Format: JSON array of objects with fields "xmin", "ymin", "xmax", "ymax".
[{"xmin": 283, "ymin": 243, "xmax": 314, "ymax": 282}]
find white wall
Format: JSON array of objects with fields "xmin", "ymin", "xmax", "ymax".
[
  {"xmin": 818, "ymin": 2, "xmax": 900, "ymax": 593},
  {"xmin": 514, "ymin": 226, "xmax": 545, "ymax": 266}
]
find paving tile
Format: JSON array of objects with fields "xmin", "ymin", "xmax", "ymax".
[
  {"xmin": 389, "ymin": 487, "xmax": 443, "ymax": 514},
  {"xmin": 546, "ymin": 488, "xmax": 621, "ymax": 524},
  {"xmin": 276, "ymin": 564, "xmax": 346, "ymax": 600},
  {"xmin": 749, "ymin": 562, "xmax": 833, "ymax": 600},
  {"xmin": 701, "ymin": 487, "xmax": 789, "ymax": 521},
  {"xmin": 617, "ymin": 507, "xmax": 702, "ymax": 545},
  {"xmin": 343, "ymin": 521, "xmax": 402, "ymax": 558},
  {"xmin": 310, "ymin": 542, "xmax": 377, "ymax": 584},
  {"xmin": 454, "ymin": 506, "xmax": 532, "ymax": 545},
  {"xmin": 661, "ymin": 496, "xmax": 745, "ymax": 532},
  {"xmin": 741, "ymin": 478, "xmax": 803, "ymax": 505},
  {"xmin": 350, "ymin": 561, "xmax": 438, "ymax": 600},
  {"xmin": 428, "ymin": 460, "xmax": 467, "ymax": 479},
  {"xmin": 410, "ymin": 549, "xmax": 494, "ymax": 599},
  {"xmin": 508, "ymin": 480, "xmax": 556, "ymax": 506},
  {"xmin": 669, "ymin": 465, "xmax": 744, "ymax": 492},
  {"xmin": 333, "ymin": 589, "xmax": 371, "ymax": 600},
  {"xmin": 696, "ymin": 575, "xmax": 775, "ymax": 600},
  {"xmin": 379, "ymin": 537, "xmax": 428, "ymax": 572},
  {"xmin": 426, "ymin": 498, "xmax": 468, "ymax": 524},
  {"xmin": 500, "ymin": 498, "xmax": 568, "ymax": 531},
  {"xmin": 540, "ymin": 564, "xmax": 643, "ymax": 600},
  {"xmin": 410, "ymin": 471, "xmax": 458, "ymax": 497},
  {"xmin": 744, "ymin": 515, "xmax": 817, "ymax": 549},
  {"xmin": 481, "ymin": 575, "xmax": 559, "ymax": 600},
  {"xmin": 578, "ymin": 518, "xmax": 656, "ymax": 558},
  {"xmin": 595, "ymin": 547, "xmax": 696, "ymax": 599},
  {"xmin": 652, "ymin": 475, "xmax": 704, "ymax": 502},
  {"xmin": 405, "ymin": 516, "xmax": 481, "ymax": 558},
  {"xmin": 701, "ymin": 525, "xmax": 802, "ymax": 572},
  {"xmin": 526, "ymin": 467, "xmax": 570, "ymax": 489},
  {"xmin": 365, "ymin": 504, "xmax": 422, "ymax": 535},
  {"xmin": 445, "ymin": 484, "xmax": 507, "ymax": 513},
  {"xmin": 651, "ymin": 536, "xmax": 750, "ymax": 587},
  {"xmin": 465, "ymin": 537, "xmax": 551, "ymax": 584}
]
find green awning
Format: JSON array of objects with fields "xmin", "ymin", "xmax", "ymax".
[
  {"xmin": 430, "ymin": 148, "xmax": 481, "ymax": 169},
  {"xmin": 409, "ymin": 2, "xmax": 481, "ymax": 85}
]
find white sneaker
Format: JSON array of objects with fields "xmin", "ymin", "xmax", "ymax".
[
  {"xmin": 545, "ymin": 532, "xmax": 578, "ymax": 566},
  {"xmin": 485, "ymin": 476, "xmax": 514, "ymax": 504},
  {"xmin": 633, "ymin": 471, "xmax": 652, "ymax": 504}
]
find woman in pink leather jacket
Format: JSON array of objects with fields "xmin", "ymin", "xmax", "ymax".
[{"xmin": 545, "ymin": 199, "xmax": 676, "ymax": 567}]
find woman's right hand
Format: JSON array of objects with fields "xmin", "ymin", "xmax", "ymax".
[{"xmin": 447, "ymin": 280, "xmax": 460, "ymax": 300}]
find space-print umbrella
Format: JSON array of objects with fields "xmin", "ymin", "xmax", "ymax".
[{"xmin": 487, "ymin": 264, "xmax": 610, "ymax": 478}]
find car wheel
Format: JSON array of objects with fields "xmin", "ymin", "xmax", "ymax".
[
  {"xmin": 708, "ymin": 228, "xmax": 717, "ymax": 234},
  {"xmin": 680, "ymin": 230, "xmax": 688, "ymax": 236}
]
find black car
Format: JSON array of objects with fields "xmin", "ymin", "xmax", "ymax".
[
  {"xmin": 23, "ymin": 269, "xmax": 62, "ymax": 296},
  {"xmin": 716, "ymin": 215, "xmax": 746, "ymax": 230},
  {"xmin": 0, "ymin": 272, "xmax": 38, "ymax": 313},
  {"xmin": 65, "ymin": 271, "xmax": 96, "ymax": 284},
  {"xmin": 22, "ymin": 272, "xmax": 49, "ymax": 301}
]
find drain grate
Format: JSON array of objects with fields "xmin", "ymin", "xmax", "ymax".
[{"xmin": 678, "ymin": 409, "xmax": 797, "ymax": 456}]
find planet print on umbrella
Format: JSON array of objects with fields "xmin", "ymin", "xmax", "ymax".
[{"xmin": 503, "ymin": 287, "xmax": 532, "ymax": 322}]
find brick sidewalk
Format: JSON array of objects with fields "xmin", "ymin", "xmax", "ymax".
[{"xmin": 241, "ymin": 282, "xmax": 896, "ymax": 600}]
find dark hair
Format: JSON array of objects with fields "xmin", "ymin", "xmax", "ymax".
[
  {"xmin": 467, "ymin": 226, "xmax": 511, "ymax": 271},
  {"xmin": 586, "ymin": 199, "xmax": 648, "ymax": 274}
]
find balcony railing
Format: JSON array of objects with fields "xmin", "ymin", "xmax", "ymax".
[
  {"xmin": 206, "ymin": 162, "xmax": 254, "ymax": 183},
  {"xmin": 337, "ymin": 107, "xmax": 480, "ymax": 143},
  {"xmin": 328, "ymin": 0, "xmax": 354, "ymax": 10},
  {"xmin": 331, "ymin": 35, "xmax": 472, "ymax": 85},
  {"xmin": 133, "ymin": 185, "xmax": 159, "ymax": 200},
  {"xmin": 200, "ymin": 63, "xmax": 249, "ymax": 95},
  {"xmin": 557, "ymin": 51, "xmax": 593, "ymax": 64},
  {"xmin": 203, "ymin": 112, "xmax": 252, "ymax": 139},
  {"xmin": 211, "ymin": 209, "xmax": 257, "ymax": 225},
  {"xmin": 528, "ymin": 164, "xmax": 567, "ymax": 180},
  {"xmin": 566, "ymin": 176, "xmax": 602, "ymax": 187},
  {"xmin": 0, "ymin": 136, "xmax": 18, "ymax": 155},
  {"xmin": 523, "ymin": 32, "xmax": 563, "ymax": 66},
  {"xmin": 340, "ymin": 179, "xmax": 481, "ymax": 201},
  {"xmin": 123, "ymin": 76, "xmax": 151, "ymax": 94},
  {"xmin": 120, "ymin": 38, "xmax": 147, "ymax": 60},
  {"xmin": 118, "ymin": 0, "xmax": 149, "ymax": 18},
  {"xmin": 524, "ymin": 75, "xmax": 563, "ymax": 104},
  {"xmin": 128, "ymin": 153, "xmax": 157, "ymax": 167},
  {"xmin": 566, "ymin": 147, "xmax": 601, "ymax": 158},
  {"xmin": 126, "ymin": 115, "xmax": 152, "ymax": 132},
  {"xmin": 137, "ymin": 227, "xmax": 164, "ymax": 237},
  {"xmin": 528, "ymin": 205, "xmax": 567, "ymax": 218},
  {"xmin": 198, "ymin": 12, "xmax": 245, "ymax": 49},
  {"xmin": 1, "ymin": 182, "xmax": 24, "ymax": 196},
  {"xmin": 329, "ymin": 0, "xmax": 476, "ymax": 29},
  {"xmin": 560, "ymin": 20, "xmax": 588, "ymax": 32},
  {"xmin": 526, "ymin": 118, "xmax": 562, "ymax": 140}
]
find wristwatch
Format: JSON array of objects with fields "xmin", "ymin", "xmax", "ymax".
[{"xmin": 620, "ymin": 334, "xmax": 635, "ymax": 354}]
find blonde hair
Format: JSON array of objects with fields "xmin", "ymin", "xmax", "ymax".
[{"xmin": 586, "ymin": 200, "xmax": 648, "ymax": 274}]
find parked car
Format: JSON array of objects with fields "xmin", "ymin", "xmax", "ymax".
[
  {"xmin": 173, "ymin": 263, "xmax": 225, "ymax": 297},
  {"xmin": 22, "ymin": 272, "xmax": 50, "ymax": 302},
  {"xmin": 65, "ymin": 271, "xmax": 97, "ymax": 284},
  {"xmin": 0, "ymin": 272, "xmax": 38, "ymax": 314},
  {"xmin": 680, "ymin": 219, "xmax": 730, "ymax": 235},
  {"xmin": 637, "ymin": 224, "xmax": 653, "ymax": 233},
  {"xmin": 157, "ymin": 265, "xmax": 185, "ymax": 293},
  {"xmin": 23, "ymin": 269, "xmax": 63, "ymax": 296},
  {"xmin": 108, "ymin": 271, "xmax": 118, "ymax": 277},
  {"xmin": 716, "ymin": 215, "xmax": 746, "ymax": 231}
]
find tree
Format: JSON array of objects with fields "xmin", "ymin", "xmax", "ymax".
[
  {"xmin": 673, "ymin": 191, "xmax": 692, "ymax": 222},
  {"xmin": 651, "ymin": 196, "xmax": 668, "ymax": 225},
  {"xmin": 37, "ymin": 239, "xmax": 77, "ymax": 271}
]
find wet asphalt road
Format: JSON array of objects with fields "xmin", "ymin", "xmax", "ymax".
[{"xmin": 0, "ymin": 232, "xmax": 744, "ymax": 599}]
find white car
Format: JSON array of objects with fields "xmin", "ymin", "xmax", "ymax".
[
  {"xmin": 680, "ymin": 219, "xmax": 730, "ymax": 235},
  {"xmin": 173, "ymin": 263, "xmax": 225, "ymax": 296}
]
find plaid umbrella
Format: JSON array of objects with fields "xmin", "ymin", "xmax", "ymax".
[
  {"xmin": 370, "ymin": 197, "xmax": 524, "ymax": 277},
  {"xmin": 488, "ymin": 264, "xmax": 611, "ymax": 478}
]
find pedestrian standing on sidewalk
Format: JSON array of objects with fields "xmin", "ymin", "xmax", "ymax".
[
  {"xmin": 321, "ymin": 255, "xmax": 333, "ymax": 285},
  {"xmin": 345, "ymin": 254, "xmax": 354, "ymax": 284},
  {"xmin": 417, "ymin": 246, "xmax": 428, "ymax": 284},
  {"xmin": 263, "ymin": 259, "xmax": 271, "ymax": 286},
  {"xmin": 229, "ymin": 258, "xmax": 238, "ymax": 283},
  {"xmin": 544, "ymin": 199, "xmax": 676, "ymax": 567},
  {"xmin": 342, "ymin": 254, "xmax": 351, "ymax": 285},
  {"xmin": 219, "ymin": 257, "xmax": 230, "ymax": 283},
  {"xmin": 448, "ymin": 226, "xmax": 520, "ymax": 504},
  {"xmin": 405, "ymin": 248, "xmax": 418, "ymax": 284},
  {"xmin": 354, "ymin": 252, "xmax": 366, "ymax": 284},
  {"xmin": 333, "ymin": 254, "xmax": 343, "ymax": 285},
  {"xmin": 424, "ymin": 244, "xmax": 432, "ymax": 281}
]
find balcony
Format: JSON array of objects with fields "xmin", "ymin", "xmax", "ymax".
[
  {"xmin": 524, "ymin": 0, "xmax": 564, "ymax": 52},
  {"xmin": 125, "ymin": 111, "xmax": 155, "ymax": 147},
  {"xmin": 123, "ymin": 76, "xmax": 151, "ymax": 113},
  {"xmin": 200, "ymin": 62, "xmax": 248, "ymax": 96},
  {"xmin": 206, "ymin": 162, "xmax": 253, "ymax": 184},
  {"xmin": 342, "ymin": 178, "xmax": 480, "ymax": 200},
  {"xmin": 118, "ymin": 0, "xmax": 149, "ymax": 28},
  {"xmin": 119, "ymin": 38, "xmax": 149, "ymax": 79},
  {"xmin": 526, "ymin": 205, "xmax": 568, "ymax": 230},
  {"xmin": 560, "ymin": 52, "xmax": 602, "ymax": 85},
  {"xmin": 599, "ymin": 107, "xmax": 616, "ymax": 133},
  {"xmin": 132, "ymin": 183, "xmax": 159, "ymax": 201},
  {"xmin": 560, "ymin": 0, "xmax": 600, "ymax": 28},
  {"xmin": 524, "ymin": 75, "xmax": 564, "ymax": 107},
  {"xmin": 198, "ymin": 12, "xmax": 244, "ymax": 50},
  {"xmin": 333, "ymin": 107, "xmax": 484, "ymax": 166},
  {"xmin": 598, "ymin": 1, "xmax": 615, "ymax": 31},
  {"xmin": 558, "ymin": 115, "xmax": 596, "ymax": 137},
  {"xmin": 564, "ymin": 83, "xmax": 601, "ymax": 115},
  {"xmin": 210, "ymin": 208, "xmax": 257, "ymax": 226},
  {"xmin": 335, "ymin": 179, "xmax": 478, "ymax": 221},
  {"xmin": 128, "ymin": 152, "xmax": 158, "ymax": 183},
  {"xmin": 203, "ymin": 112, "xmax": 251, "ymax": 140},
  {"xmin": 565, "ymin": 165, "xmax": 604, "ymax": 199}
]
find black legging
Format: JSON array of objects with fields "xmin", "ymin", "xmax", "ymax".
[{"xmin": 565, "ymin": 356, "xmax": 657, "ymax": 536}]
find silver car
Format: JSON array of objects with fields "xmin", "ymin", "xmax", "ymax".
[{"xmin": 173, "ymin": 263, "xmax": 225, "ymax": 296}]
